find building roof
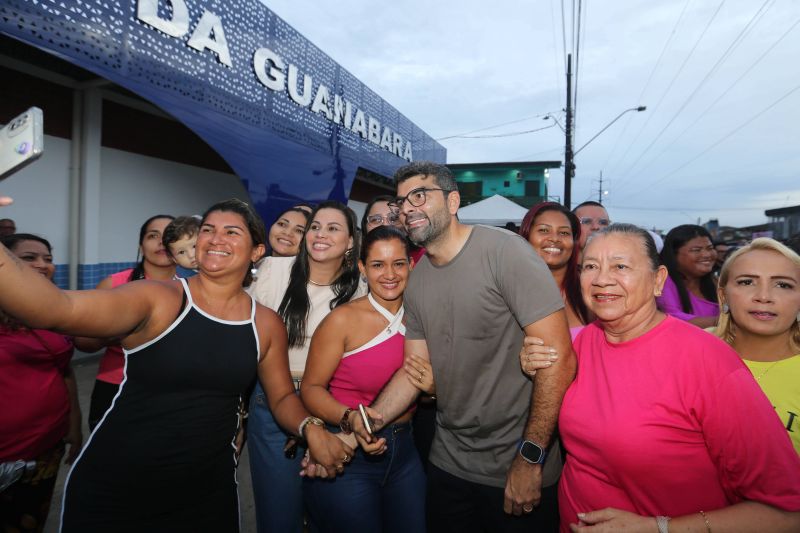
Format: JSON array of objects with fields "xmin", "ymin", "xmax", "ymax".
[
  {"xmin": 765, "ymin": 204, "xmax": 800, "ymax": 217},
  {"xmin": 448, "ymin": 161, "xmax": 562, "ymax": 170}
]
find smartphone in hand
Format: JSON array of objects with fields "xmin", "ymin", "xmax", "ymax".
[
  {"xmin": 0, "ymin": 107, "xmax": 43, "ymax": 181},
  {"xmin": 358, "ymin": 404, "xmax": 374, "ymax": 435}
]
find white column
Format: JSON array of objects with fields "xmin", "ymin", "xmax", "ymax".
[{"xmin": 78, "ymin": 89, "xmax": 102, "ymax": 271}]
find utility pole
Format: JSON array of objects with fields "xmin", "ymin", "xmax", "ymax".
[
  {"xmin": 597, "ymin": 171, "xmax": 604, "ymax": 204},
  {"xmin": 564, "ymin": 53, "xmax": 574, "ymax": 210}
]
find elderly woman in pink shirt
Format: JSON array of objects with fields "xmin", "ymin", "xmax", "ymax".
[{"xmin": 522, "ymin": 224, "xmax": 800, "ymax": 532}]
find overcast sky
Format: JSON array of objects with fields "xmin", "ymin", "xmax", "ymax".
[{"xmin": 262, "ymin": 0, "xmax": 800, "ymax": 231}]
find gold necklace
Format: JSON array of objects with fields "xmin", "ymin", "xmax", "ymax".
[
  {"xmin": 308, "ymin": 279, "xmax": 332, "ymax": 287},
  {"xmin": 753, "ymin": 361, "xmax": 781, "ymax": 381}
]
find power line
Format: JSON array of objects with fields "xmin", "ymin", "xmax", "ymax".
[
  {"xmin": 561, "ymin": 0, "xmax": 568, "ymax": 71},
  {"xmin": 571, "ymin": 0, "xmax": 577, "ymax": 57},
  {"xmin": 615, "ymin": 0, "xmax": 774, "ymax": 188},
  {"xmin": 573, "ymin": 0, "xmax": 586, "ymax": 144},
  {"xmin": 549, "ymin": 0, "xmax": 564, "ymax": 108},
  {"xmin": 608, "ymin": 0, "xmax": 726, "ymax": 179},
  {"xmin": 617, "ymin": 81, "xmax": 800, "ymax": 201},
  {"xmin": 618, "ymin": 13, "xmax": 800, "ymax": 189},
  {"xmin": 605, "ymin": 205, "xmax": 767, "ymax": 212},
  {"xmin": 435, "ymin": 111, "xmax": 560, "ymax": 141},
  {"xmin": 602, "ymin": 0, "xmax": 693, "ymax": 171},
  {"xmin": 442, "ymin": 122, "xmax": 557, "ymax": 140},
  {"xmin": 510, "ymin": 147, "xmax": 563, "ymax": 161}
]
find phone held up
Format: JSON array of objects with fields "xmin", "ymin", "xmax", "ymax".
[
  {"xmin": 358, "ymin": 404, "xmax": 374, "ymax": 435},
  {"xmin": 0, "ymin": 107, "xmax": 44, "ymax": 181}
]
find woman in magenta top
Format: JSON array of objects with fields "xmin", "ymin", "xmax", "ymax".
[
  {"xmin": 520, "ymin": 202, "xmax": 590, "ymax": 341},
  {"xmin": 77, "ymin": 214, "xmax": 175, "ymax": 430},
  {"xmin": 656, "ymin": 224, "xmax": 719, "ymax": 327},
  {"xmin": 0, "ymin": 233, "xmax": 81, "ymax": 531},
  {"xmin": 557, "ymin": 224, "xmax": 800, "ymax": 532},
  {"xmin": 300, "ymin": 225, "xmax": 426, "ymax": 532}
]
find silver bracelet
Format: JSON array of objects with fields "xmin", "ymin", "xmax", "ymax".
[
  {"xmin": 297, "ymin": 416, "xmax": 324, "ymax": 438},
  {"xmin": 656, "ymin": 515, "xmax": 671, "ymax": 533}
]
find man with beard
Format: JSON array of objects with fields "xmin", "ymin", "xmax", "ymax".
[{"xmin": 354, "ymin": 161, "xmax": 576, "ymax": 532}]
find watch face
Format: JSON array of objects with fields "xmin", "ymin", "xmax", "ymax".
[{"xmin": 520, "ymin": 441, "xmax": 545, "ymax": 464}]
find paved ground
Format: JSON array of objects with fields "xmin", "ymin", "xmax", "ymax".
[{"xmin": 44, "ymin": 355, "xmax": 258, "ymax": 532}]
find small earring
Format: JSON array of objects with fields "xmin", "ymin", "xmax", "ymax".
[
  {"xmin": 655, "ymin": 291, "xmax": 662, "ymax": 297},
  {"xmin": 722, "ymin": 303, "xmax": 729, "ymax": 314},
  {"xmin": 344, "ymin": 249, "xmax": 354, "ymax": 269}
]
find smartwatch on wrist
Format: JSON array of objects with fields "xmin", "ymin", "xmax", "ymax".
[
  {"xmin": 339, "ymin": 407, "xmax": 355, "ymax": 434},
  {"xmin": 518, "ymin": 440, "xmax": 547, "ymax": 464}
]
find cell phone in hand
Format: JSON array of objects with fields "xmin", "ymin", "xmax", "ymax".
[
  {"xmin": 0, "ymin": 107, "xmax": 43, "ymax": 181},
  {"xmin": 358, "ymin": 404, "xmax": 374, "ymax": 435}
]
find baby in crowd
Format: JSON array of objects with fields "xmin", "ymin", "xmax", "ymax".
[{"xmin": 162, "ymin": 215, "xmax": 200, "ymax": 271}]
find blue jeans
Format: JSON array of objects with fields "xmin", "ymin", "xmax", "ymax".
[
  {"xmin": 247, "ymin": 382, "xmax": 305, "ymax": 533},
  {"xmin": 303, "ymin": 422, "xmax": 426, "ymax": 533}
]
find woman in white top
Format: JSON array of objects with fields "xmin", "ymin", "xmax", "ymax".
[{"xmin": 247, "ymin": 200, "xmax": 366, "ymax": 533}]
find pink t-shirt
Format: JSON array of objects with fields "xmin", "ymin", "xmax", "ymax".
[
  {"xmin": 558, "ymin": 317, "xmax": 800, "ymax": 531},
  {"xmin": 0, "ymin": 328, "xmax": 74, "ymax": 461},
  {"xmin": 656, "ymin": 276, "xmax": 718, "ymax": 322},
  {"xmin": 95, "ymin": 268, "xmax": 134, "ymax": 384}
]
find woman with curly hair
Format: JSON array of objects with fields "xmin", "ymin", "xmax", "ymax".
[{"xmin": 520, "ymin": 202, "xmax": 590, "ymax": 339}]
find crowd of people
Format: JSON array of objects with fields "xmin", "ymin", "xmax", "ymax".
[{"xmin": 0, "ymin": 161, "xmax": 798, "ymax": 533}]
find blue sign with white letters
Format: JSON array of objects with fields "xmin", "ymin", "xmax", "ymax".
[{"xmin": 0, "ymin": 0, "xmax": 445, "ymax": 222}]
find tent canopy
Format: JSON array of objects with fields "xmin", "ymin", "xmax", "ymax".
[{"xmin": 457, "ymin": 194, "xmax": 529, "ymax": 225}]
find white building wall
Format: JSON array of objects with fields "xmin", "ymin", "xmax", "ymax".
[
  {"xmin": 1, "ymin": 132, "xmax": 247, "ymax": 287},
  {"xmin": 98, "ymin": 147, "xmax": 247, "ymax": 262},
  {"xmin": 0, "ymin": 134, "xmax": 71, "ymax": 257}
]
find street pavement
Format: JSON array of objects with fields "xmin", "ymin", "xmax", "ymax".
[{"xmin": 44, "ymin": 354, "xmax": 258, "ymax": 532}]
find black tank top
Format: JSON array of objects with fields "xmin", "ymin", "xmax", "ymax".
[{"xmin": 61, "ymin": 278, "xmax": 259, "ymax": 532}]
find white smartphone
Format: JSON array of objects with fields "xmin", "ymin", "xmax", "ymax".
[
  {"xmin": 0, "ymin": 107, "xmax": 43, "ymax": 181},
  {"xmin": 358, "ymin": 404, "xmax": 374, "ymax": 435}
]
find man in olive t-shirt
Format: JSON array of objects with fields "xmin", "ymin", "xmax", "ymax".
[{"xmin": 354, "ymin": 161, "xmax": 576, "ymax": 532}]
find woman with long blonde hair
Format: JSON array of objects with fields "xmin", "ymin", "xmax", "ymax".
[{"xmin": 715, "ymin": 237, "xmax": 800, "ymax": 454}]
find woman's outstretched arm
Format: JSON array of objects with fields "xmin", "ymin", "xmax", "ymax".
[{"xmin": 0, "ymin": 242, "xmax": 164, "ymax": 339}]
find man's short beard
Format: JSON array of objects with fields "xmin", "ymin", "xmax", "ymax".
[{"xmin": 406, "ymin": 210, "xmax": 450, "ymax": 247}]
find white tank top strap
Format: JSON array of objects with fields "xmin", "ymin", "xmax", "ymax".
[
  {"xmin": 342, "ymin": 294, "xmax": 405, "ymax": 359},
  {"xmin": 249, "ymin": 294, "xmax": 257, "ymax": 322},
  {"xmin": 178, "ymin": 277, "xmax": 195, "ymax": 307}
]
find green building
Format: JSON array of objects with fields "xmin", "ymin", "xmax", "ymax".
[{"xmin": 449, "ymin": 161, "xmax": 561, "ymax": 208}]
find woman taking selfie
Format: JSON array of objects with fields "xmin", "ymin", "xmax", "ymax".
[
  {"xmin": 715, "ymin": 238, "xmax": 800, "ymax": 455},
  {"xmin": 301, "ymin": 225, "xmax": 425, "ymax": 532},
  {"xmin": 0, "ymin": 199, "xmax": 350, "ymax": 532}
]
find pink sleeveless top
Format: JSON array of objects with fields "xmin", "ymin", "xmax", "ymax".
[
  {"xmin": 95, "ymin": 269, "xmax": 134, "ymax": 384},
  {"xmin": 328, "ymin": 294, "xmax": 406, "ymax": 409}
]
